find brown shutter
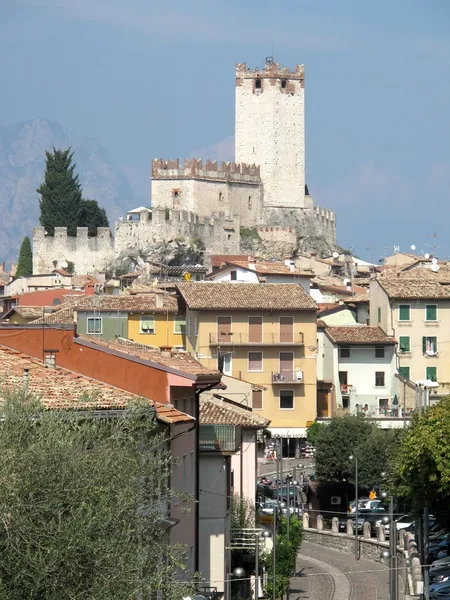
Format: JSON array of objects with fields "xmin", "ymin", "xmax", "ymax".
[
  {"xmin": 279, "ymin": 316, "xmax": 294, "ymax": 343},
  {"xmin": 217, "ymin": 316, "xmax": 232, "ymax": 343},
  {"xmin": 252, "ymin": 389, "xmax": 263, "ymax": 410},
  {"xmin": 248, "ymin": 352, "xmax": 262, "ymax": 371},
  {"xmin": 280, "ymin": 352, "xmax": 294, "ymax": 379},
  {"xmin": 249, "ymin": 316, "xmax": 263, "ymax": 343}
]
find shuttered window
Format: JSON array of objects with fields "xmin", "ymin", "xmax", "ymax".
[
  {"xmin": 399, "ymin": 336, "xmax": 410, "ymax": 352},
  {"xmin": 399, "ymin": 366, "xmax": 410, "ymax": 379},
  {"xmin": 426, "ymin": 305, "xmax": 437, "ymax": 321},
  {"xmin": 87, "ymin": 317, "xmax": 102, "ymax": 334},
  {"xmin": 422, "ymin": 336, "xmax": 437, "ymax": 354},
  {"xmin": 248, "ymin": 352, "xmax": 263, "ymax": 371},
  {"xmin": 140, "ymin": 315, "xmax": 155, "ymax": 333},
  {"xmin": 375, "ymin": 372, "xmax": 385, "ymax": 387},
  {"xmin": 399, "ymin": 305, "xmax": 410, "ymax": 321},
  {"xmin": 174, "ymin": 315, "xmax": 186, "ymax": 334},
  {"xmin": 280, "ymin": 390, "xmax": 294, "ymax": 409},
  {"xmin": 252, "ymin": 389, "xmax": 263, "ymax": 410},
  {"xmin": 426, "ymin": 366, "xmax": 437, "ymax": 382}
]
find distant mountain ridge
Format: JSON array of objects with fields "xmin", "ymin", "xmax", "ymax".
[{"xmin": 0, "ymin": 118, "xmax": 135, "ymax": 263}]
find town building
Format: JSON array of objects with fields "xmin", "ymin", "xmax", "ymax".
[
  {"xmin": 370, "ymin": 277, "xmax": 450, "ymax": 398},
  {"xmin": 317, "ymin": 324, "xmax": 398, "ymax": 419},
  {"xmin": 176, "ymin": 282, "xmax": 317, "ymax": 450}
]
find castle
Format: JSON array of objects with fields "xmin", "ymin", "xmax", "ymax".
[{"xmin": 33, "ymin": 59, "xmax": 337, "ymax": 275}]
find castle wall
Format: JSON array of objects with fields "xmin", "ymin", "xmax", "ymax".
[
  {"xmin": 33, "ymin": 227, "xmax": 114, "ymax": 275},
  {"xmin": 235, "ymin": 61, "xmax": 306, "ymax": 210}
]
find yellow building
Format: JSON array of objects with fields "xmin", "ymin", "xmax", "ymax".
[
  {"xmin": 2, "ymin": 306, "xmax": 49, "ymax": 324},
  {"xmin": 128, "ymin": 309, "xmax": 186, "ymax": 349},
  {"xmin": 176, "ymin": 282, "xmax": 318, "ymax": 441}
]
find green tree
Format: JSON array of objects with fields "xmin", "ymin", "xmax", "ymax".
[
  {"xmin": 15, "ymin": 236, "xmax": 33, "ymax": 277},
  {"xmin": 314, "ymin": 414, "xmax": 400, "ymax": 489},
  {"xmin": 265, "ymin": 515, "xmax": 303, "ymax": 598},
  {"xmin": 0, "ymin": 390, "xmax": 196, "ymax": 599},
  {"xmin": 306, "ymin": 421, "xmax": 323, "ymax": 446},
  {"xmin": 37, "ymin": 147, "xmax": 82, "ymax": 236},
  {"xmin": 392, "ymin": 397, "xmax": 450, "ymax": 529},
  {"xmin": 78, "ymin": 199, "xmax": 110, "ymax": 236}
]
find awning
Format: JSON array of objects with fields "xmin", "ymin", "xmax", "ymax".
[{"xmin": 268, "ymin": 427, "xmax": 307, "ymax": 438}]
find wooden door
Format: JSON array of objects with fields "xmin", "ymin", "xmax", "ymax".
[
  {"xmin": 280, "ymin": 316, "xmax": 294, "ymax": 343},
  {"xmin": 217, "ymin": 316, "xmax": 232, "ymax": 343},
  {"xmin": 280, "ymin": 352, "xmax": 294, "ymax": 380},
  {"xmin": 249, "ymin": 316, "xmax": 263, "ymax": 343}
]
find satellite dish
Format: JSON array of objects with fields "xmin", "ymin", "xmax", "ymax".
[
  {"xmin": 424, "ymin": 253, "xmax": 430, "ymax": 260},
  {"xmin": 61, "ymin": 260, "xmax": 68, "ymax": 268},
  {"xmin": 410, "ymin": 245, "xmax": 416, "ymax": 251},
  {"xmin": 431, "ymin": 264, "xmax": 440, "ymax": 272},
  {"xmin": 343, "ymin": 278, "xmax": 350, "ymax": 286},
  {"xmin": 432, "ymin": 257, "xmax": 438, "ymax": 265},
  {"xmin": 332, "ymin": 251, "xmax": 339, "ymax": 259}
]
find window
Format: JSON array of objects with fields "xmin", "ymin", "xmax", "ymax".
[
  {"xmin": 248, "ymin": 351, "xmax": 263, "ymax": 372},
  {"xmin": 194, "ymin": 316, "xmax": 199, "ymax": 336},
  {"xmin": 252, "ymin": 389, "xmax": 263, "ymax": 410},
  {"xmin": 422, "ymin": 336, "xmax": 437, "ymax": 355},
  {"xmin": 339, "ymin": 371, "xmax": 348, "ymax": 385},
  {"xmin": 140, "ymin": 315, "xmax": 155, "ymax": 334},
  {"xmin": 399, "ymin": 366, "xmax": 410, "ymax": 379},
  {"xmin": 281, "ymin": 79, "xmax": 287, "ymax": 89},
  {"xmin": 399, "ymin": 336, "xmax": 410, "ymax": 352},
  {"xmin": 249, "ymin": 316, "xmax": 263, "ymax": 343},
  {"xmin": 217, "ymin": 316, "xmax": 232, "ymax": 342},
  {"xmin": 279, "ymin": 390, "xmax": 294, "ymax": 410},
  {"xmin": 218, "ymin": 353, "xmax": 232, "ymax": 376},
  {"xmin": 426, "ymin": 304, "xmax": 437, "ymax": 322},
  {"xmin": 377, "ymin": 307, "xmax": 381, "ymax": 323},
  {"xmin": 255, "ymin": 78, "xmax": 261, "ymax": 89},
  {"xmin": 174, "ymin": 315, "xmax": 186, "ymax": 334},
  {"xmin": 87, "ymin": 317, "xmax": 102, "ymax": 335},
  {"xmin": 230, "ymin": 270, "xmax": 237, "ymax": 281},
  {"xmin": 426, "ymin": 366, "xmax": 437, "ymax": 382},
  {"xmin": 187, "ymin": 317, "xmax": 191, "ymax": 337},
  {"xmin": 340, "ymin": 346, "xmax": 350, "ymax": 358},
  {"xmin": 375, "ymin": 346, "xmax": 385, "ymax": 358},
  {"xmin": 248, "ymin": 196, "xmax": 252, "ymax": 209},
  {"xmin": 375, "ymin": 371, "xmax": 385, "ymax": 387},
  {"xmin": 399, "ymin": 305, "xmax": 410, "ymax": 321},
  {"xmin": 279, "ymin": 316, "xmax": 294, "ymax": 343},
  {"xmin": 219, "ymin": 192, "xmax": 223, "ymax": 202}
]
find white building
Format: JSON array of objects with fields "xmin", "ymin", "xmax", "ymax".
[{"xmin": 317, "ymin": 324, "xmax": 398, "ymax": 417}]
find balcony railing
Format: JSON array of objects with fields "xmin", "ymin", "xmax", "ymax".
[
  {"xmin": 199, "ymin": 424, "xmax": 240, "ymax": 453},
  {"xmin": 272, "ymin": 368, "xmax": 304, "ymax": 384},
  {"xmin": 209, "ymin": 331, "xmax": 304, "ymax": 345}
]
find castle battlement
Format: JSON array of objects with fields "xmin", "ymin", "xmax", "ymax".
[
  {"xmin": 152, "ymin": 158, "xmax": 261, "ymax": 183},
  {"xmin": 34, "ymin": 227, "xmax": 112, "ymax": 240},
  {"xmin": 236, "ymin": 60, "xmax": 305, "ymax": 82}
]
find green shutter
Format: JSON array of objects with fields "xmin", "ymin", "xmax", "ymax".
[
  {"xmin": 399, "ymin": 336, "xmax": 410, "ymax": 352},
  {"xmin": 426, "ymin": 305, "xmax": 437, "ymax": 321},
  {"xmin": 426, "ymin": 367, "xmax": 437, "ymax": 382},
  {"xmin": 422, "ymin": 337, "xmax": 426, "ymax": 354},
  {"xmin": 377, "ymin": 307, "xmax": 381, "ymax": 323},
  {"xmin": 399, "ymin": 305, "xmax": 410, "ymax": 321},
  {"xmin": 398, "ymin": 366, "xmax": 410, "ymax": 379},
  {"xmin": 174, "ymin": 315, "xmax": 186, "ymax": 334},
  {"xmin": 141, "ymin": 315, "xmax": 155, "ymax": 332}
]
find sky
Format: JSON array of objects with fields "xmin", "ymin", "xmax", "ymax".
[{"xmin": 1, "ymin": 0, "xmax": 450, "ymax": 262}]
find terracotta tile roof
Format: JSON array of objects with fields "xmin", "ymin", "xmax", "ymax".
[
  {"xmin": 78, "ymin": 335, "xmax": 221, "ymax": 379},
  {"xmin": 75, "ymin": 293, "xmax": 180, "ymax": 313},
  {"xmin": 217, "ymin": 260, "xmax": 314, "ymax": 278},
  {"xmin": 0, "ymin": 345, "xmax": 192, "ymax": 423},
  {"xmin": 317, "ymin": 302, "xmax": 341, "ymax": 314},
  {"xmin": 352, "ymin": 278, "xmax": 371, "ymax": 287},
  {"xmin": 325, "ymin": 325, "xmax": 396, "ymax": 345},
  {"xmin": 344, "ymin": 293, "xmax": 370, "ymax": 304},
  {"xmin": 176, "ymin": 282, "xmax": 317, "ymax": 311},
  {"xmin": 378, "ymin": 279, "xmax": 450, "ymax": 299},
  {"xmin": 200, "ymin": 396, "xmax": 269, "ymax": 428},
  {"xmin": 31, "ymin": 305, "xmax": 76, "ymax": 325},
  {"xmin": 317, "ymin": 319, "xmax": 328, "ymax": 329},
  {"xmin": 211, "ymin": 255, "xmax": 250, "ymax": 268},
  {"xmin": 71, "ymin": 274, "xmax": 99, "ymax": 288},
  {"xmin": 381, "ymin": 267, "xmax": 450, "ymax": 285},
  {"xmin": 4, "ymin": 306, "xmax": 50, "ymax": 320}
]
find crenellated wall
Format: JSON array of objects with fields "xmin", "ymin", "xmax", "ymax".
[{"xmin": 33, "ymin": 227, "xmax": 114, "ymax": 275}]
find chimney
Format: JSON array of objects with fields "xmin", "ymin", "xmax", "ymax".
[
  {"xmin": 310, "ymin": 253, "xmax": 316, "ymax": 271},
  {"xmin": 155, "ymin": 292, "xmax": 164, "ymax": 309},
  {"xmin": 248, "ymin": 257, "xmax": 256, "ymax": 271},
  {"xmin": 346, "ymin": 280, "xmax": 352, "ymax": 291},
  {"xmin": 289, "ymin": 261, "xmax": 295, "ymax": 272},
  {"xmin": 160, "ymin": 346, "xmax": 172, "ymax": 358},
  {"xmin": 23, "ymin": 368, "xmax": 29, "ymax": 388}
]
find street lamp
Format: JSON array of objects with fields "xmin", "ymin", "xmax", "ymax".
[
  {"xmin": 272, "ymin": 506, "xmax": 277, "ymax": 600},
  {"xmin": 381, "ymin": 490, "xmax": 397, "ymax": 600},
  {"xmin": 255, "ymin": 529, "xmax": 272, "ymax": 600},
  {"xmin": 349, "ymin": 455, "xmax": 359, "ymax": 561}
]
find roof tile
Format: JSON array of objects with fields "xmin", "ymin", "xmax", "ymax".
[
  {"xmin": 200, "ymin": 396, "xmax": 269, "ymax": 428},
  {"xmin": 325, "ymin": 325, "xmax": 396, "ymax": 345}
]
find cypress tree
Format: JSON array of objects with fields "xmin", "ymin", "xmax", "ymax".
[
  {"xmin": 16, "ymin": 236, "xmax": 33, "ymax": 277},
  {"xmin": 37, "ymin": 147, "xmax": 82, "ymax": 236},
  {"xmin": 78, "ymin": 200, "xmax": 110, "ymax": 236}
]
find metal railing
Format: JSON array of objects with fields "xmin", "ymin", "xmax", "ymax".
[
  {"xmin": 199, "ymin": 424, "xmax": 240, "ymax": 452},
  {"xmin": 272, "ymin": 369, "xmax": 304, "ymax": 384},
  {"xmin": 209, "ymin": 331, "xmax": 304, "ymax": 345}
]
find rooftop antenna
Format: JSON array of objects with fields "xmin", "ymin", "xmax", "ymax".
[
  {"xmin": 410, "ymin": 244, "xmax": 416, "ymax": 253},
  {"xmin": 425, "ymin": 231, "xmax": 442, "ymax": 259}
]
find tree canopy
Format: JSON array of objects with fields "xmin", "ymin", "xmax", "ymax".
[
  {"xmin": 0, "ymin": 390, "xmax": 196, "ymax": 599},
  {"xmin": 15, "ymin": 236, "xmax": 33, "ymax": 277},
  {"xmin": 37, "ymin": 147, "xmax": 82, "ymax": 236},
  {"xmin": 313, "ymin": 414, "xmax": 400, "ymax": 490},
  {"xmin": 79, "ymin": 199, "xmax": 109, "ymax": 236},
  {"xmin": 391, "ymin": 396, "xmax": 450, "ymax": 529}
]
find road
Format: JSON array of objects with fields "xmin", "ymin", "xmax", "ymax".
[
  {"xmin": 290, "ymin": 541, "xmax": 403, "ymax": 600},
  {"xmin": 257, "ymin": 457, "xmax": 315, "ymax": 478}
]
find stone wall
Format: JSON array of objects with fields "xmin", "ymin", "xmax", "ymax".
[
  {"xmin": 33, "ymin": 227, "xmax": 114, "ymax": 275},
  {"xmin": 302, "ymin": 513, "xmax": 423, "ymax": 600}
]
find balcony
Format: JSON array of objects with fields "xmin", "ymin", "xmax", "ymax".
[
  {"xmin": 199, "ymin": 424, "xmax": 240, "ymax": 453},
  {"xmin": 272, "ymin": 368, "xmax": 304, "ymax": 384},
  {"xmin": 209, "ymin": 331, "xmax": 304, "ymax": 346}
]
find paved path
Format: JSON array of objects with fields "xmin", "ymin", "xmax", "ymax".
[{"xmin": 289, "ymin": 541, "xmax": 404, "ymax": 600}]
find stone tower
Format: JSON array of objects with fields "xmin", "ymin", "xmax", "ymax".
[{"xmin": 235, "ymin": 59, "xmax": 306, "ymax": 209}]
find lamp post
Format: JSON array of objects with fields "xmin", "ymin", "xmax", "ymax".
[
  {"xmin": 349, "ymin": 455, "xmax": 359, "ymax": 561},
  {"xmin": 381, "ymin": 492, "xmax": 397, "ymax": 600},
  {"xmin": 232, "ymin": 567, "xmax": 246, "ymax": 600},
  {"xmin": 272, "ymin": 505, "xmax": 277, "ymax": 600},
  {"xmin": 255, "ymin": 529, "xmax": 272, "ymax": 600}
]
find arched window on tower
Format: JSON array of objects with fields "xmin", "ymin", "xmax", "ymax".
[
  {"xmin": 281, "ymin": 80, "xmax": 287, "ymax": 89},
  {"xmin": 255, "ymin": 79, "xmax": 261, "ymax": 89}
]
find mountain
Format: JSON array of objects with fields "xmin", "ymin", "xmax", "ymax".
[{"xmin": 0, "ymin": 118, "xmax": 136, "ymax": 263}]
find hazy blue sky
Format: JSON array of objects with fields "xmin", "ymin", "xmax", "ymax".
[{"xmin": 2, "ymin": 0, "xmax": 450, "ymax": 261}]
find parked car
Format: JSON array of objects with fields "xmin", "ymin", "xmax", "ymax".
[
  {"xmin": 338, "ymin": 514, "xmax": 364, "ymax": 533},
  {"xmin": 349, "ymin": 498, "xmax": 369, "ymax": 514},
  {"xmin": 378, "ymin": 515, "xmax": 415, "ymax": 538},
  {"xmin": 430, "ymin": 567, "xmax": 450, "ymax": 584},
  {"xmin": 429, "ymin": 536, "xmax": 450, "ymax": 562},
  {"xmin": 432, "ymin": 557, "xmax": 450, "ymax": 572},
  {"xmin": 430, "ymin": 579, "xmax": 450, "ymax": 599},
  {"xmin": 363, "ymin": 499, "xmax": 382, "ymax": 510}
]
